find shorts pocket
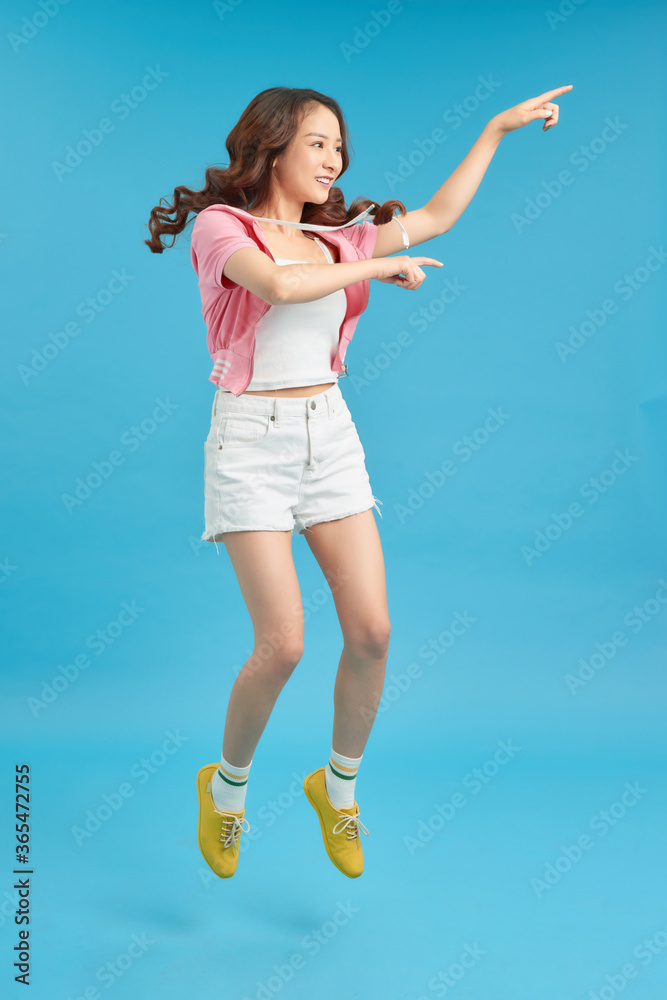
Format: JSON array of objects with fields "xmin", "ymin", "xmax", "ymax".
[{"xmin": 219, "ymin": 412, "xmax": 272, "ymax": 448}]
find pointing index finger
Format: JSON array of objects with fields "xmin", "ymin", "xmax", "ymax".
[{"xmin": 530, "ymin": 84, "xmax": 574, "ymax": 106}]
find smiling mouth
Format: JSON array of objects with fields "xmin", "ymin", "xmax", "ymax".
[{"xmin": 315, "ymin": 177, "xmax": 333, "ymax": 186}]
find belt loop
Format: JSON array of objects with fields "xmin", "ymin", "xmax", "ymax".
[
  {"xmin": 273, "ymin": 396, "xmax": 281, "ymax": 427},
  {"xmin": 213, "ymin": 391, "xmax": 218, "ymax": 418}
]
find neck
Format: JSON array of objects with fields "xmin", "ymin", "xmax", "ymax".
[{"xmin": 249, "ymin": 197, "xmax": 307, "ymax": 230}]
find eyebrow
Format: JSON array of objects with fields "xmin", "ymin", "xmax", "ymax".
[{"xmin": 304, "ymin": 132, "xmax": 343, "ymax": 142}]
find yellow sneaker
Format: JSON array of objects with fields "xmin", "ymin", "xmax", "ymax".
[
  {"xmin": 196, "ymin": 763, "xmax": 250, "ymax": 878},
  {"xmin": 303, "ymin": 767, "xmax": 370, "ymax": 878}
]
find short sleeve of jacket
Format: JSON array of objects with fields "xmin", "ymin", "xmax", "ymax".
[
  {"xmin": 190, "ymin": 209, "xmax": 258, "ymax": 289},
  {"xmin": 340, "ymin": 219, "xmax": 378, "ymax": 259}
]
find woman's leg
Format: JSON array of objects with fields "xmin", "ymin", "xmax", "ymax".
[
  {"xmin": 220, "ymin": 529, "xmax": 305, "ymax": 766},
  {"xmin": 303, "ymin": 509, "xmax": 390, "ymax": 757}
]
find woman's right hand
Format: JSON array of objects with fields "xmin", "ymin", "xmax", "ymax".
[{"xmin": 372, "ymin": 255, "xmax": 444, "ymax": 290}]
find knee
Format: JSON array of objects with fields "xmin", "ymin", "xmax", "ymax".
[
  {"xmin": 250, "ymin": 636, "xmax": 304, "ymax": 683},
  {"xmin": 278, "ymin": 637, "xmax": 305, "ymax": 675},
  {"xmin": 347, "ymin": 619, "xmax": 391, "ymax": 661}
]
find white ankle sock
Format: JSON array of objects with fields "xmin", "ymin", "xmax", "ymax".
[
  {"xmin": 324, "ymin": 747, "xmax": 362, "ymax": 809},
  {"xmin": 211, "ymin": 753, "xmax": 252, "ymax": 813}
]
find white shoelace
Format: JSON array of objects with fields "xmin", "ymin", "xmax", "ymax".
[
  {"xmin": 215, "ymin": 810, "xmax": 250, "ymax": 848},
  {"xmin": 332, "ymin": 812, "xmax": 370, "ymax": 839}
]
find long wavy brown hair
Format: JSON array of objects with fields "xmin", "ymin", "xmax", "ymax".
[{"xmin": 144, "ymin": 86, "xmax": 405, "ymax": 253}]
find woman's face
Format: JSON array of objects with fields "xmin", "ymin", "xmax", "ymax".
[{"xmin": 273, "ymin": 104, "xmax": 343, "ymax": 205}]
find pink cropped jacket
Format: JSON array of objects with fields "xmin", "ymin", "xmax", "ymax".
[{"xmin": 189, "ymin": 203, "xmax": 381, "ymax": 396}]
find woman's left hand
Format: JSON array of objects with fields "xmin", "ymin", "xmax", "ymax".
[{"xmin": 491, "ymin": 85, "xmax": 574, "ymax": 136}]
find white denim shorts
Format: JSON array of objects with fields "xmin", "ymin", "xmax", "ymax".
[{"xmin": 201, "ymin": 382, "xmax": 383, "ymax": 552}]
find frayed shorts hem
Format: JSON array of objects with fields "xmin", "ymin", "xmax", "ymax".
[
  {"xmin": 297, "ymin": 497, "xmax": 383, "ymax": 536},
  {"xmin": 201, "ymin": 522, "xmax": 294, "ymax": 540},
  {"xmin": 201, "ymin": 496, "xmax": 383, "ymax": 553}
]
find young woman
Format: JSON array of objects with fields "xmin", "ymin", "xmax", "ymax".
[{"xmin": 145, "ymin": 82, "xmax": 572, "ymax": 881}]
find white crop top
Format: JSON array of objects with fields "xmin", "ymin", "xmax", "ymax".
[{"xmin": 219, "ymin": 237, "xmax": 346, "ymax": 393}]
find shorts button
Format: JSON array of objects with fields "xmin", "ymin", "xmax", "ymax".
[
  {"xmin": 310, "ymin": 401, "xmax": 316, "ymax": 409},
  {"xmin": 270, "ymin": 415, "xmax": 275, "ymax": 420}
]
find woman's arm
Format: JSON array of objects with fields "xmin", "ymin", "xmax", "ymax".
[
  {"xmin": 372, "ymin": 121, "xmax": 505, "ymax": 258},
  {"xmin": 222, "ymin": 246, "xmax": 380, "ymax": 304},
  {"xmin": 372, "ymin": 84, "xmax": 574, "ymax": 259},
  {"xmin": 422, "ymin": 119, "xmax": 504, "ymax": 230},
  {"xmin": 223, "ymin": 246, "xmax": 443, "ymax": 304}
]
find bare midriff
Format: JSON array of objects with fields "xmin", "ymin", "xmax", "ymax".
[{"xmin": 243, "ymin": 382, "xmax": 335, "ymax": 398}]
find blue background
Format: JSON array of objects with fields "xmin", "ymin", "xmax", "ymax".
[{"xmin": 2, "ymin": 0, "xmax": 666, "ymax": 997}]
